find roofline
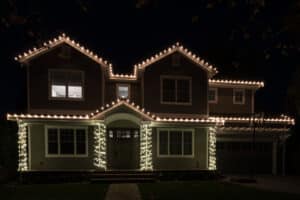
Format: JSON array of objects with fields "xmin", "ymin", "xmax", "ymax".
[
  {"xmin": 135, "ymin": 42, "xmax": 218, "ymax": 77},
  {"xmin": 15, "ymin": 33, "xmax": 112, "ymax": 68},
  {"xmin": 209, "ymin": 79, "xmax": 264, "ymax": 89}
]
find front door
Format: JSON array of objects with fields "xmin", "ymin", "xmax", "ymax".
[{"xmin": 107, "ymin": 128, "xmax": 140, "ymax": 170}]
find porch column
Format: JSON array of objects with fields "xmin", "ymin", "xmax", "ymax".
[
  {"xmin": 94, "ymin": 123, "xmax": 107, "ymax": 170},
  {"xmin": 208, "ymin": 126, "xmax": 217, "ymax": 170},
  {"xmin": 17, "ymin": 121, "xmax": 28, "ymax": 171},
  {"xmin": 140, "ymin": 123, "xmax": 153, "ymax": 170},
  {"xmin": 272, "ymin": 141, "xmax": 278, "ymax": 175}
]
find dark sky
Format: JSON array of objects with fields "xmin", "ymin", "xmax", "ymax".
[{"xmin": 0, "ymin": 0, "xmax": 299, "ymax": 117}]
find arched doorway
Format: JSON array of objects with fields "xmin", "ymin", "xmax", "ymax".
[{"xmin": 105, "ymin": 113, "xmax": 140, "ymax": 170}]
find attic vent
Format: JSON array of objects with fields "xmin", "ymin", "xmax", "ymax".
[
  {"xmin": 172, "ymin": 54, "xmax": 181, "ymax": 67},
  {"xmin": 59, "ymin": 45, "xmax": 71, "ymax": 59}
]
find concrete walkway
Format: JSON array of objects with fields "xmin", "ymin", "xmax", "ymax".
[
  {"xmin": 223, "ymin": 175, "xmax": 300, "ymax": 194},
  {"xmin": 105, "ymin": 183, "xmax": 142, "ymax": 200}
]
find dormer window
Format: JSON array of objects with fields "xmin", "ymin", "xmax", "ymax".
[
  {"xmin": 49, "ymin": 70, "xmax": 84, "ymax": 100},
  {"xmin": 233, "ymin": 89, "xmax": 245, "ymax": 104},
  {"xmin": 208, "ymin": 88, "xmax": 218, "ymax": 103},
  {"xmin": 117, "ymin": 84, "xmax": 130, "ymax": 99}
]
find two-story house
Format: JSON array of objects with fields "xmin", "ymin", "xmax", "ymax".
[{"xmin": 7, "ymin": 33, "xmax": 294, "ymax": 175}]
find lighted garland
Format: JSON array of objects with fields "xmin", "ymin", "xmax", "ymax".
[
  {"xmin": 93, "ymin": 123, "xmax": 107, "ymax": 170},
  {"xmin": 140, "ymin": 123, "xmax": 153, "ymax": 170},
  {"xmin": 208, "ymin": 126, "xmax": 217, "ymax": 170},
  {"xmin": 17, "ymin": 121, "xmax": 28, "ymax": 171}
]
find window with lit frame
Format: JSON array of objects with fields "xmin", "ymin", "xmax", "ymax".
[{"xmin": 49, "ymin": 70, "xmax": 84, "ymax": 100}]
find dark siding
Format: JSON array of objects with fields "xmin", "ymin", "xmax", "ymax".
[
  {"xmin": 143, "ymin": 52, "xmax": 208, "ymax": 115},
  {"xmin": 28, "ymin": 44, "xmax": 103, "ymax": 114},
  {"xmin": 209, "ymin": 88, "xmax": 253, "ymax": 114}
]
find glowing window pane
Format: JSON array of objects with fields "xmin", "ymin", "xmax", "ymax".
[
  {"xmin": 51, "ymin": 85, "xmax": 66, "ymax": 98},
  {"xmin": 117, "ymin": 86, "xmax": 129, "ymax": 98},
  {"xmin": 68, "ymin": 86, "xmax": 82, "ymax": 98}
]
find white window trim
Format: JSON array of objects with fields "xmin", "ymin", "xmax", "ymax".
[
  {"xmin": 160, "ymin": 75, "xmax": 192, "ymax": 105},
  {"xmin": 45, "ymin": 125, "xmax": 88, "ymax": 158},
  {"xmin": 208, "ymin": 88, "xmax": 218, "ymax": 104},
  {"xmin": 116, "ymin": 83, "xmax": 131, "ymax": 99},
  {"xmin": 157, "ymin": 128, "xmax": 194, "ymax": 158},
  {"xmin": 48, "ymin": 69, "xmax": 85, "ymax": 101},
  {"xmin": 233, "ymin": 89, "xmax": 245, "ymax": 104}
]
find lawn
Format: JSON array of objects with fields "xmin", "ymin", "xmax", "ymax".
[
  {"xmin": 1, "ymin": 183, "xmax": 108, "ymax": 200},
  {"xmin": 139, "ymin": 181, "xmax": 300, "ymax": 200}
]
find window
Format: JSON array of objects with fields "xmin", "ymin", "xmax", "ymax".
[
  {"xmin": 158, "ymin": 129, "xmax": 194, "ymax": 157},
  {"xmin": 233, "ymin": 89, "xmax": 245, "ymax": 104},
  {"xmin": 161, "ymin": 76, "xmax": 191, "ymax": 104},
  {"xmin": 116, "ymin": 84, "xmax": 130, "ymax": 99},
  {"xmin": 46, "ymin": 127, "xmax": 88, "ymax": 157},
  {"xmin": 208, "ymin": 88, "xmax": 218, "ymax": 103},
  {"xmin": 49, "ymin": 70, "xmax": 84, "ymax": 100}
]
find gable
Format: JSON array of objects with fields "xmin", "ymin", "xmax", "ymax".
[
  {"xmin": 15, "ymin": 33, "xmax": 112, "ymax": 68},
  {"xmin": 91, "ymin": 100, "xmax": 154, "ymax": 121},
  {"xmin": 135, "ymin": 42, "xmax": 218, "ymax": 77}
]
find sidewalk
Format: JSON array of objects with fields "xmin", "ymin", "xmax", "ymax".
[
  {"xmin": 105, "ymin": 183, "xmax": 141, "ymax": 200},
  {"xmin": 223, "ymin": 175, "xmax": 300, "ymax": 194}
]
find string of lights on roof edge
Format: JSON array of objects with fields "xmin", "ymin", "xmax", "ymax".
[
  {"xmin": 211, "ymin": 116, "xmax": 295, "ymax": 125},
  {"xmin": 14, "ymin": 33, "xmax": 265, "ymax": 86},
  {"xmin": 134, "ymin": 42, "xmax": 218, "ymax": 74},
  {"xmin": 6, "ymin": 99, "xmax": 294, "ymax": 125}
]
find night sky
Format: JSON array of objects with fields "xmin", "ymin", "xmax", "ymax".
[{"xmin": 0, "ymin": 0, "xmax": 299, "ymax": 117}]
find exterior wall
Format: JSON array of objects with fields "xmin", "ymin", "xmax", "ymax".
[
  {"xmin": 152, "ymin": 126, "xmax": 208, "ymax": 170},
  {"xmin": 27, "ymin": 44, "xmax": 103, "ymax": 115},
  {"xmin": 209, "ymin": 88, "xmax": 253, "ymax": 114},
  {"xmin": 143, "ymin": 52, "xmax": 208, "ymax": 115},
  {"xmin": 28, "ymin": 122, "xmax": 95, "ymax": 170}
]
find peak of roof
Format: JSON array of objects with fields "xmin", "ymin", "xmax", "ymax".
[
  {"xmin": 134, "ymin": 41, "xmax": 218, "ymax": 75},
  {"xmin": 14, "ymin": 33, "xmax": 218, "ymax": 78}
]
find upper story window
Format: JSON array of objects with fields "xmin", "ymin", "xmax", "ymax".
[
  {"xmin": 116, "ymin": 84, "xmax": 130, "ymax": 99},
  {"xmin": 208, "ymin": 88, "xmax": 218, "ymax": 103},
  {"xmin": 161, "ymin": 76, "xmax": 192, "ymax": 105},
  {"xmin": 49, "ymin": 70, "xmax": 84, "ymax": 100},
  {"xmin": 233, "ymin": 89, "xmax": 245, "ymax": 104}
]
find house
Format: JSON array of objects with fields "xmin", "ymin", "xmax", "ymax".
[{"xmin": 7, "ymin": 33, "xmax": 294, "ymax": 175}]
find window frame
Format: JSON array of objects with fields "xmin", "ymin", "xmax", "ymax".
[
  {"xmin": 116, "ymin": 83, "xmax": 131, "ymax": 99},
  {"xmin": 208, "ymin": 88, "xmax": 218, "ymax": 104},
  {"xmin": 45, "ymin": 126, "xmax": 88, "ymax": 158},
  {"xmin": 157, "ymin": 128, "xmax": 194, "ymax": 158},
  {"xmin": 233, "ymin": 88, "xmax": 245, "ymax": 104},
  {"xmin": 160, "ymin": 75, "xmax": 192, "ymax": 105},
  {"xmin": 48, "ymin": 69, "xmax": 85, "ymax": 101}
]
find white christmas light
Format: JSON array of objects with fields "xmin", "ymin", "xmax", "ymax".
[
  {"xmin": 17, "ymin": 121, "xmax": 28, "ymax": 171},
  {"xmin": 208, "ymin": 126, "xmax": 217, "ymax": 170},
  {"xmin": 140, "ymin": 123, "xmax": 153, "ymax": 170},
  {"xmin": 209, "ymin": 79, "xmax": 264, "ymax": 88},
  {"xmin": 93, "ymin": 123, "xmax": 107, "ymax": 169}
]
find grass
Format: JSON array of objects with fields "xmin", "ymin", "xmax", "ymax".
[
  {"xmin": 1, "ymin": 182, "xmax": 108, "ymax": 200},
  {"xmin": 139, "ymin": 181, "xmax": 300, "ymax": 200}
]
